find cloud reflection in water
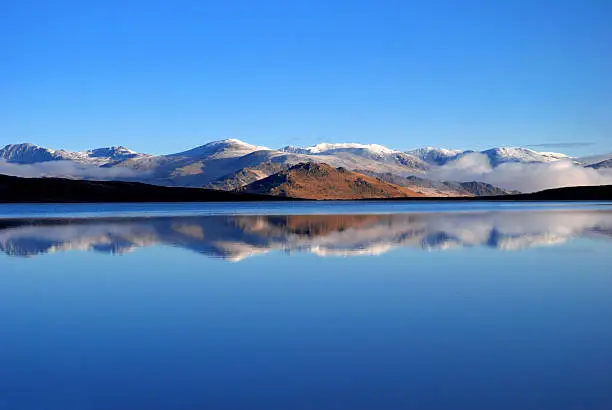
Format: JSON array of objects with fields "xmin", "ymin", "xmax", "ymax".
[{"xmin": 1, "ymin": 210, "xmax": 611, "ymax": 260}]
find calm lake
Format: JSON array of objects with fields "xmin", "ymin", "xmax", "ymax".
[{"xmin": 1, "ymin": 202, "xmax": 611, "ymax": 410}]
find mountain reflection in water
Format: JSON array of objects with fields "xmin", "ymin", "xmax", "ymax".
[{"xmin": 1, "ymin": 210, "xmax": 612, "ymax": 260}]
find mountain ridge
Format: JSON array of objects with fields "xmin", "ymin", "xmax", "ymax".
[
  {"xmin": 1, "ymin": 140, "xmax": 607, "ymax": 194},
  {"xmin": 0, "ymin": 143, "xmax": 148, "ymax": 166},
  {"xmin": 1, "ymin": 140, "xmax": 582, "ymax": 169}
]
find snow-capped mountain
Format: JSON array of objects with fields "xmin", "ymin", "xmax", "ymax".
[
  {"xmin": 86, "ymin": 146, "xmax": 142, "ymax": 161},
  {"xmin": 280, "ymin": 142, "xmax": 428, "ymax": 172},
  {"xmin": 479, "ymin": 147, "xmax": 569, "ymax": 167},
  {"xmin": 168, "ymin": 139, "xmax": 270, "ymax": 160},
  {"xmin": 0, "ymin": 143, "xmax": 148, "ymax": 166},
  {"xmin": 407, "ymin": 147, "xmax": 465, "ymax": 165},
  {"xmin": 407, "ymin": 146, "xmax": 572, "ymax": 167},
  {"xmin": 0, "ymin": 143, "xmax": 65, "ymax": 163},
  {"xmin": 282, "ymin": 142, "xmax": 399, "ymax": 156}
]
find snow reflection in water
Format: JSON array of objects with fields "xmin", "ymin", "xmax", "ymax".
[{"xmin": 1, "ymin": 209, "xmax": 611, "ymax": 260}]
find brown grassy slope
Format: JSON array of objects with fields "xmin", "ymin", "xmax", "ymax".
[{"xmin": 239, "ymin": 162, "xmax": 424, "ymax": 199}]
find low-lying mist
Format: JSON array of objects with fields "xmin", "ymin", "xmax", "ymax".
[
  {"xmin": 0, "ymin": 160, "xmax": 147, "ymax": 180},
  {"xmin": 425, "ymin": 153, "xmax": 612, "ymax": 193}
]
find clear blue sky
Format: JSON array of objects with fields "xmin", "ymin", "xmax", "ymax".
[{"xmin": 1, "ymin": 0, "xmax": 611, "ymax": 155}]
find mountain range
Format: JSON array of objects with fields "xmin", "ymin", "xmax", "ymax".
[{"xmin": 1, "ymin": 140, "xmax": 611, "ymax": 198}]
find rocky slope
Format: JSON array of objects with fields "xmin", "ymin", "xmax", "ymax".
[
  {"xmin": 239, "ymin": 163, "xmax": 424, "ymax": 199},
  {"xmin": 204, "ymin": 162, "xmax": 290, "ymax": 191},
  {"xmin": 358, "ymin": 171, "xmax": 516, "ymax": 197},
  {"xmin": 455, "ymin": 181, "xmax": 519, "ymax": 196}
]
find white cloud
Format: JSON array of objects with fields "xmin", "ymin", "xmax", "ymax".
[
  {"xmin": 426, "ymin": 153, "xmax": 612, "ymax": 193},
  {"xmin": 0, "ymin": 160, "xmax": 147, "ymax": 180}
]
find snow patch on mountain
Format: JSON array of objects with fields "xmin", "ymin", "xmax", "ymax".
[
  {"xmin": 279, "ymin": 142, "xmax": 428, "ymax": 175},
  {"xmin": 407, "ymin": 147, "xmax": 465, "ymax": 165},
  {"xmin": 409, "ymin": 146, "xmax": 571, "ymax": 167},
  {"xmin": 169, "ymin": 138, "xmax": 270, "ymax": 159},
  {"xmin": 0, "ymin": 143, "xmax": 62, "ymax": 163},
  {"xmin": 0, "ymin": 143, "xmax": 147, "ymax": 165},
  {"xmin": 481, "ymin": 147, "xmax": 568, "ymax": 166},
  {"xmin": 282, "ymin": 142, "xmax": 399, "ymax": 155}
]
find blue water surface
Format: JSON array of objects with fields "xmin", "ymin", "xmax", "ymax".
[
  {"xmin": 0, "ymin": 200, "xmax": 611, "ymax": 218},
  {"xmin": 0, "ymin": 203, "xmax": 611, "ymax": 410}
]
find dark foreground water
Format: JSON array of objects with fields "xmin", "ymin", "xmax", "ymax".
[{"xmin": 0, "ymin": 202, "xmax": 611, "ymax": 410}]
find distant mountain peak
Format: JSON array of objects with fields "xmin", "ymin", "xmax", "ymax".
[
  {"xmin": 413, "ymin": 146, "xmax": 463, "ymax": 154},
  {"xmin": 480, "ymin": 146, "xmax": 569, "ymax": 166},
  {"xmin": 3, "ymin": 142, "xmax": 37, "ymax": 148},
  {"xmin": 0, "ymin": 142, "xmax": 146, "ymax": 165},
  {"xmin": 0, "ymin": 143, "xmax": 59, "ymax": 164},
  {"xmin": 202, "ymin": 138, "xmax": 268, "ymax": 150},
  {"xmin": 221, "ymin": 138, "xmax": 250, "ymax": 144},
  {"xmin": 407, "ymin": 147, "xmax": 465, "ymax": 165},
  {"xmin": 482, "ymin": 146, "xmax": 566, "ymax": 156},
  {"xmin": 281, "ymin": 142, "xmax": 399, "ymax": 155},
  {"xmin": 2, "ymin": 142, "xmax": 46, "ymax": 151},
  {"xmin": 84, "ymin": 146, "xmax": 142, "ymax": 161},
  {"xmin": 89, "ymin": 146, "xmax": 136, "ymax": 154},
  {"xmin": 169, "ymin": 138, "xmax": 270, "ymax": 159}
]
